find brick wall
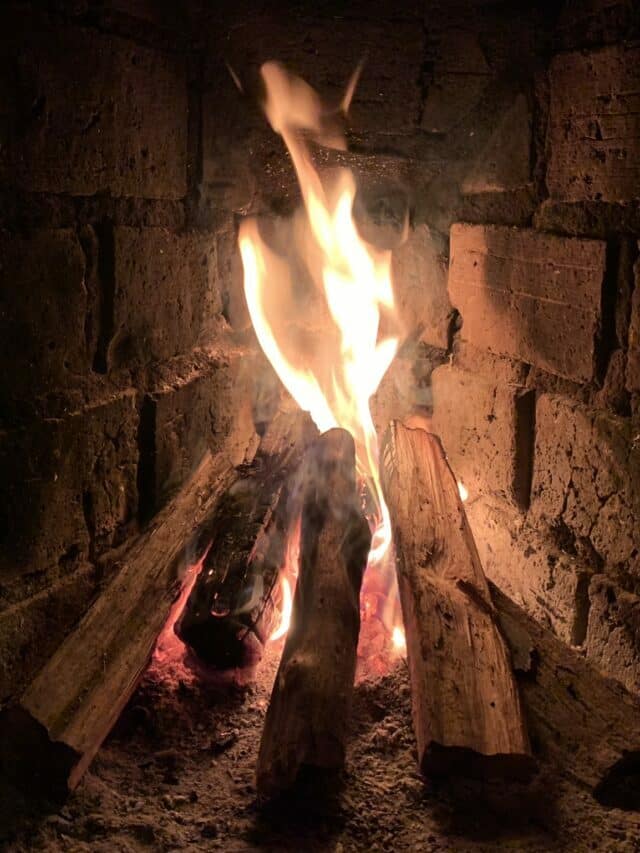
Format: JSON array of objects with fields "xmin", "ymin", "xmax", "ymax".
[
  {"xmin": 411, "ymin": 1, "xmax": 640, "ymax": 693},
  {"xmin": 1, "ymin": 0, "xmax": 638, "ymax": 700},
  {"xmin": 0, "ymin": 2, "xmax": 259, "ymax": 701}
]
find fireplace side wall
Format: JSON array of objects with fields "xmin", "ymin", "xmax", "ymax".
[
  {"xmin": 0, "ymin": 3, "xmax": 261, "ymax": 702},
  {"xmin": 427, "ymin": 12, "xmax": 640, "ymax": 693}
]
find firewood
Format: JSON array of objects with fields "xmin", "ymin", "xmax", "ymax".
[
  {"xmin": 0, "ymin": 450, "xmax": 236, "ymax": 796},
  {"xmin": 256, "ymin": 428, "xmax": 371, "ymax": 797},
  {"xmin": 493, "ymin": 583, "xmax": 640, "ymax": 803},
  {"xmin": 176, "ymin": 409, "xmax": 317, "ymax": 668},
  {"xmin": 381, "ymin": 421, "xmax": 533, "ymax": 779}
]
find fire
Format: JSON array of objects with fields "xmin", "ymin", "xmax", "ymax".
[
  {"xmin": 242, "ymin": 62, "xmax": 403, "ymax": 650},
  {"xmin": 457, "ymin": 480, "xmax": 469, "ymax": 502},
  {"xmin": 269, "ymin": 516, "xmax": 301, "ymax": 642},
  {"xmin": 270, "ymin": 577, "xmax": 292, "ymax": 642},
  {"xmin": 392, "ymin": 625, "xmax": 406, "ymax": 653},
  {"xmin": 153, "ymin": 555, "xmax": 204, "ymax": 666}
]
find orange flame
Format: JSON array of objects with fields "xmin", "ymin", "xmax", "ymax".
[
  {"xmin": 392, "ymin": 625, "xmax": 406, "ymax": 654},
  {"xmin": 239, "ymin": 62, "xmax": 399, "ymax": 571},
  {"xmin": 270, "ymin": 576, "xmax": 293, "ymax": 642},
  {"xmin": 269, "ymin": 515, "xmax": 301, "ymax": 642},
  {"xmin": 243, "ymin": 63, "xmax": 408, "ymax": 657}
]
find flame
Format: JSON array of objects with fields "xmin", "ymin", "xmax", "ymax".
[
  {"xmin": 240, "ymin": 62, "xmax": 399, "ymax": 574},
  {"xmin": 392, "ymin": 625, "xmax": 406, "ymax": 653},
  {"xmin": 153, "ymin": 554, "xmax": 204, "ymax": 666},
  {"xmin": 270, "ymin": 576, "xmax": 293, "ymax": 642},
  {"xmin": 268, "ymin": 514, "xmax": 301, "ymax": 642},
  {"xmin": 457, "ymin": 480, "xmax": 469, "ymax": 502}
]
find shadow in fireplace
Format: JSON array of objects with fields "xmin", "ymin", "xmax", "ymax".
[
  {"xmin": 594, "ymin": 752, "xmax": 640, "ymax": 812},
  {"xmin": 421, "ymin": 772, "xmax": 560, "ymax": 846},
  {"xmin": 248, "ymin": 770, "xmax": 347, "ymax": 850}
]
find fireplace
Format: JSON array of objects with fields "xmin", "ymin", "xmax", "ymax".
[{"xmin": 1, "ymin": 0, "xmax": 640, "ymax": 849}]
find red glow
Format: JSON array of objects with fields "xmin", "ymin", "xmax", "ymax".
[{"xmin": 153, "ymin": 554, "xmax": 204, "ymax": 666}]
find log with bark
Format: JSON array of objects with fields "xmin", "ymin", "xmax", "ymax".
[
  {"xmin": 493, "ymin": 584, "xmax": 640, "ymax": 806},
  {"xmin": 176, "ymin": 409, "xmax": 317, "ymax": 668},
  {"xmin": 256, "ymin": 428, "xmax": 371, "ymax": 798},
  {"xmin": 0, "ymin": 449, "xmax": 237, "ymax": 796},
  {"xmin": 381, "ymin": 421, "xmax": 533, "ymax": 779}
]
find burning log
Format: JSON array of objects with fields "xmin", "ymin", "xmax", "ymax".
[
  {"xmin": 381, "ymin": 421, "xmax": 533, "ymax": 779},
  {"xmin": 256, "ymin": 428, "xmax": 371, "ymax": 797},
  {"xmin": 0, "ymin": 450, "xmax": 236, "ymax": 796},
  {"xmin": 176, "ymin": 409, "xmax": 316, "ymax": 668}
]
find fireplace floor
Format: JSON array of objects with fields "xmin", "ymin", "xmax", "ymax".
[{"xmin": 2, "ymin": 640, "xmax": 640, "ymax": 852}]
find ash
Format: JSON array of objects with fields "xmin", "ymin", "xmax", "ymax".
[{"xmin": 2, "ymin": 644, "xmax": 639, "ymax": 852}]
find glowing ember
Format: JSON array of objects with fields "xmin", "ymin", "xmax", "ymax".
[
  {"xmin": 154, "ymin": 555, "xmax": 204, "ymax": 666},
  {"xmin": 457, "ymin": 480, "xmax": 469, "ymax": 502},
  {"xmin": 243, "ymin": 62, "xmax": 403, "ymax": 654}
]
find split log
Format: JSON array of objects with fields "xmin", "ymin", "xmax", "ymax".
[
  {"xmin": 256, "ymin": 428, "xmax": 371, "ymax": 797},
  {"xmin": 493, "ymin": 584, "xmax": 640, "ymax": 806},
  {"xmin": 381, "ymin": 421, "xmax": 533, "ymax": 779},
  {"xmin": 0, "ymin": 450, "xmax": 236, "ymax": 796},
  {"xmin": 176, "ymin": 409, "xmax": 317, "ymax": 668}
]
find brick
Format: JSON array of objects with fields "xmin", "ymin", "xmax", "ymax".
[
  {"xmin": 431, "ymin": 365, "xmax": 534, "ymax": 506},
  {"xmin": 201, "ymin": 87, "xmax": 261, "ymax": 213},
  {"xmin": 596, "ymin": 348, "xmax": 629, "ymax": 413},
  {"xmin": 391, "ymin": 225, "xmax": 451, "ymax": 349},
  {"xmin": 453, "ymin": 341, "xmax": 530, "ymax": 387},
  {"xmin": 0, "ymin": 393, "xmax": 139, "ymax": 578},
  {"xmin": 103, "ymin": 1, "xmax": 188, "ymax": 29},
  {"xmin": 110, "ymin": 227, "xmax": 222, "ymax": 367},
  {"xmin": 422, "ymin": 74, "xmax": 489, "ymax": 136},
  {"xmin": 2, "ymin": 16, "xmax": 187, "ymax": 198},
  {"xmin": 531, "ymin": 395, "xmax": 640, "ymax": 572},
  {"xmin": 547, "ymin": 45, "xmax": 640, "ymax": 203},
  {"xmin": 0, "ymin": 228, "xmax": 91, "ymax": 408},
  {"xmin": 0, "ymin": 562, "xmax": 98, "ymax": 702},
  {"xmin": 202, "ymin": 15, "xmax": 424, "ymax": 207},
  {"xmin": 419, "ymin": 24, "xmax": 531, "ymax": 195},
  {"xmin": 555, "ymin": 1, "xmax": 640, "ymax": 52},
  {"xmin": 216, "ymin": 223, "xmax": 249, "ymax": 333},
  {"xmin": 628, "ymin": 248, "xmax": 640, "ymax": 393},
  {"xmin": 534, "ymin": 199, "xmax": 640, "ymax": 241},
  {"xmin": 371, "ymin": 353, "xmax": 419, "ymax": 437},
  {"xmin": 460, "ymin": 93, "xmax": 531, "ymax": 194},
  {"xmin": 585, "ymin": 575, "xmax": 640, "ymax": 695},
  {"xmin": 467, "ymin": 498, "xmax": 588, "ymax": 646},
  {"xmin": 208, "ymin": 15, "xmax": 424, "ymax": 138},
  {"xmin": 152, "ymin": 355, "xmax": 257, "ymax": 505},
  {"xmin": 422, "ymin": 29, "xmax": 490, "ymax": 134},
  {"xmin": 449, "ymin": 224, "xmax": 605, "ymax": 382}
]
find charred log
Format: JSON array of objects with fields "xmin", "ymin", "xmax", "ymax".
[
  {"xmin": 175, "ymin": 410, "xmax": 316, "ymax": 668},
  {"xmin": 0, "ymin": 450, "xmax": 236, "ymax": 796},
  {"xmin": 256, "ymin": 428, "xmax": 371, "ymax": 798},
  {"xmin": 381, "ymin": 421, "xmax": 533, "ymax": 779}
]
